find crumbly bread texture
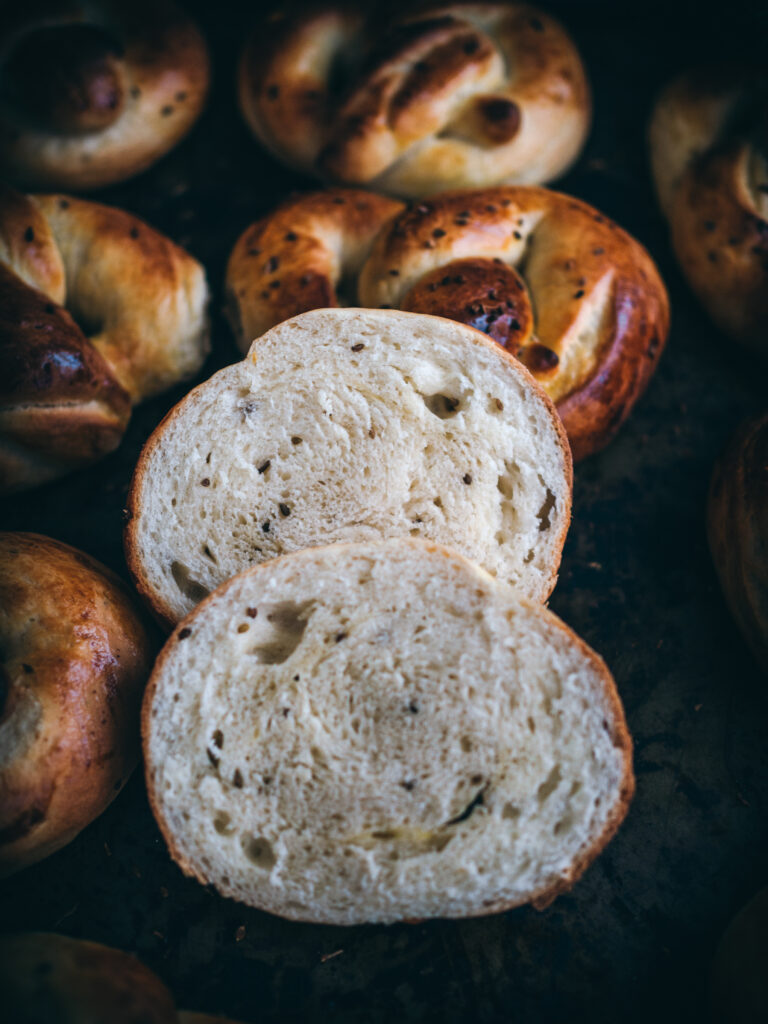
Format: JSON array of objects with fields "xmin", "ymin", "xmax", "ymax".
[
  {"xmin": 0, "ymin": 932, "xmax": 178, "ymax": 1024},
  {"xmin": 126, "ymin": 309, "xmax": 572, "ymax": 628},
  {"xmin": 143, "ymin": 539, "xmax": 633, "ymax": 926}
]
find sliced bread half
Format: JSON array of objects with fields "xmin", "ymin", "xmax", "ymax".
[
  {"xmin": 126, "ymin": 308, "xmax": 572, "ymax": 627},
  {"xmin": 143, "ymin": 538, "xmax": 633, "ymax": 925}
]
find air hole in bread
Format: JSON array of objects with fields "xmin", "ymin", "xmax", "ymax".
[
  {"xmin": 248, "ymin": 600, "xmax": 313, "ymax": 664},
  {"xmin": 502, "ymin": 802, "xmax": 521, "ymax": 820},
  {"xmin": 460, "ymin": 736, "xmax": 473, "ymax": 752},
  {"xmin": 237, "ymin": 623, "xmax": 249, "ymax": 633},
  {"xmin": 420, "ymin": 392, "xmax": 462, "ymax": 419},
  {"xmin": 433, "ymin": 496, "xmax": 443, "ymax": 508},
  {"xmin": 523, "ymin": 549, "xmax": 534, "ymax": 563},
  {"xmin": 536, "ymin": 488, "xmax": 556, "ymax": 531},
  {"xmin": 213, "ymin": 811, "xmax": 235, "ymax": 836},
  {"xmin": 291, "ymin": 436, "xmax": 303, "ymax": 445},
  {"xmin": 171, "ymin": 561, "xmax": 210, "ymax": 604},
  {"xmin": 241, "ymin": 833, "xmax": 276, "ymax": 869},
  {"xmin": 528, "ymin": 716, "xmax": 536, "ymax": 733},
  {"xmin": 537, "ymin": 764, "xmax": 562, "ymax": 803},
  {"xmin": 202, "ymin": 544, "xmax": 216, "ymax": 562}
]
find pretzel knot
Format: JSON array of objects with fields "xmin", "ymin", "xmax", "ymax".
[
  {"xmin": 239, "ymin": 3, "xmax": 589, "ymax": 197},
  {"xmin": 0, "ymin": 1, "xmax": 210, "ymax": 190},
  {"xmin": 650, "ymin": 66, "xmax": 768, "ymax": 352},
  {"xmin": 0, "ymin": 185, "xmax": 209, "ymax": 492},
  {"xmin": 226, "ymin": 186, "xmax": 669, "ymax": 460}
]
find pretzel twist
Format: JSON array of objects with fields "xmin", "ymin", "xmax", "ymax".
[
  {"xmin": 649, "ymin": 66, "xmax": 768, "ymax": 352},
  {"xmin": 0, "ymin": 185, "xmax": 209, "ymax": 492},
  {"xmin": 239, "ymin": 3, "xmax": 589, "ymax": 197},
  {"xmin": 0, "ymin": 0, "xmax": 209, "ymax": 190},
  {"xmin": 227, "ymin": 186, "xmax": 669, "ymax": 460}
]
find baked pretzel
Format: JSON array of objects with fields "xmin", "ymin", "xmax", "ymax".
[
  {"xmin": 0, "ymin": 185, "xmax": 209, "ymax": 492},
  {"xmin": 708, "ymin": 414, "xmax": 768, "ymax": 673},
  {"xmin": 238, "ymin": 2, "xmax": 590, "ymax": 197},
  {"xmin": 226, "ymin": 186, "xmax": 669, "ymax": 460},
  {"xmin": 649, "ymin": 67, "xmax": 768, "ymax": 353},
  {"xmin": 0, "ymin": 1, "xmax": 210, "ymax": 190},
  {"xmin": 0, "ymin": 533, "xmax": 154, "ymax": 876}
]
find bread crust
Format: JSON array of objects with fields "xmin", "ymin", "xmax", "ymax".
[
  {"xmin": 0, "ymin": 1, "xmax": 210, "ymax": 190},
  {"xmin": 238, "ymin": 2, "xmax": 589, "ymax": 197},
  {"xmin": 227, "ymin": 186, "xmax": 669, "ymax": 460},
  {"xmin": 649, "ymin": 66, "xmax": 768, "ymax": 352},
  {"xmin": 125, "ymin": 307, "xmax": 573, "ymax": 629},
  {"xmin": 141, "ymin": 538, "xmax": 633, "ymax": 924},
  {"xmin": 708, "ymin": 414, "xmax": 768, "ymax": 673},
  {"xmin": 0, "ymin": 185, "xmax": 210, "ymax": 492},
  {"xmin": 0, "ymin": 932, "xmax": 178, "ymax": 1023},
  {"xmin": 0, "ymin": 532, "xmax": 155, "ymax": 876}
]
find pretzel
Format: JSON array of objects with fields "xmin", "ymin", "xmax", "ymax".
[
  {"xmin": 238, "ymin": 3, "xmax": 589, "ymax": 197},
  {"xmin": 0, "ymin": 185, "xmax": 209, "ymax": 492},
  {"xmin": 649, "ymin": 66, "xmax": 768, "ymax": 352},
  {"xmin": 226, "ymin": 186, "xmax": 669, "ymax": 460},
  {"xmin": 0, "ymin": 0, "xmax": 209, "ymax": 190}
]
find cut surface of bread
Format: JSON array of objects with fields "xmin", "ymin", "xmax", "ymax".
[
  {"xmin": 126, "ymin": 308, "xmax": 571, "ymax": 627},
  {"xmin": 143, "ymin": 539, "xmax": 633, "ymax": 926}
]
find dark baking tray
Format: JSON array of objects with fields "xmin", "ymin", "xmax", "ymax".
[{"xmin": 2, "ymin": 2, "xmax": 767, "ymax": 1021}]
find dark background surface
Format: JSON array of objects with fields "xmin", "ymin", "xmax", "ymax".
[{"xmin": 1, "ymin": 1, "xmax": 767, "ymax": 1021}]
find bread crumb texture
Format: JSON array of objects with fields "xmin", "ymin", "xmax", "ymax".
[
  {"xmin": 144, "ymin": 539, "xmax": 631, "ymax": 925},
  {"xmin": 129, "ymin": 309, "xmax": 570, "ymax": 624}
]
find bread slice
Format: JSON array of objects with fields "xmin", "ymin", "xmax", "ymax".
[
  {"xmin": 126, "ymin": 308, "xmax": 572, "ymax": 627},
  {"xmin": 143, "ymin": 538, "xmax": 633, "ymax": 925}
]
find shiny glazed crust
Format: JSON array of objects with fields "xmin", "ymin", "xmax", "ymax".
[
  {"xmin": 708, "ymin": 415, "xmax": 768, "ymax": 673},
  {"xmin": 0, "ymin": 185, "xmax": 210, "ymax": 492},
  {"xmin": 0, "ymin": 533, "xmax": 154, "ymax": 876},
  {"xmin": 238, "ymin": 2, "xmax": 589, "ymax": 197},
  {"xmin": 0, "ymin": 0, "xmax": 210, "ymax": 190},
  {"xmin": 226, "ymin": 186, "xmax": 669, "ymax": 460},
  {"xmin": 649, "ymin": 67, "xmax": 768, "ymax": 352}
]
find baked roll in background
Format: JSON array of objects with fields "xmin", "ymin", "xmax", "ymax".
[
  {"xmin": 0, "ymin": 0, "xmax": 210, "ymax": 191},
  {"xmin": 238, "ymin": 3, "xmax": 589, "ymax": 197},
  {"xmin": 0, "ymin": 532, "xmax": 154, "ymax": 877}
]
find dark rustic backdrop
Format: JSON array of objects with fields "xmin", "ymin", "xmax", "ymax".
[{"xmin": 1, "ymin": 2, "xmax": 766, "ymax": 1021}]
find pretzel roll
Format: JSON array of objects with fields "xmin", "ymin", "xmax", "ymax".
[
  {"xmin": 0, "ymin": 533, "xmax": 154, "ymax": 877},
  {"xmin": 0, "ymin": 1, "xmax": 210, "ymax": 191},
  {"xmin": 708, "ymin": 415, "xmax": 768, "ymax": 673},
  {"xmin": 226, "ymin": 186, "xmax": 669, "ymax": 460},
  {"xmin": 0, "ymin": 933, "xmax": 177, "ymax": 1023},
  {"xmin": 238, "ymin": 3, "xmax": 590, "ymax": 197},
  {"xmin": 649, "ymin": 67, "xmax": 768, "ymax": 352},
  {"xmin": 0, "ymin": 185, "xmax": 209, "ymax": 492},
  {"xmin": 226, "ymin": 189, "xmax": 405, "ymax": 344}
]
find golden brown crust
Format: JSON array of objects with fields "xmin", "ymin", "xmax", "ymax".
[
  {"xmin": 0, "ymin": 933, "xmax": 178, "ymax": 1023},
  {"xmin": 708, "ymin": 415, "xmax": 768, "ymax": 673},
  {"xmin": 238, "ymin": 3, "xmax": 589, "ymax": 197},
  {"xmin": 0, "ymin": 533, "xmax": 155, "ymax": 876},
  {"xmin": 649, "ymin": 66, "xmax": 768, "ymax": 352},
  {"xmin": 0, "ymin": 1, "xmax": 210, "ymax": 191},
  {"xmin": 225, "ymin": 188, "xmax": 404, "ymax": 347},
  {"xmin": 226, "ymin": 185, "xmax": 669, "ymax": 460},
  {"xmin": 0, "ymin": 185, "xmax": 209, "ymax": 492},
  {"xmin": 141, "ymin": 540, "xmax": 632, "ymax": 923}
]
